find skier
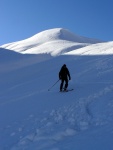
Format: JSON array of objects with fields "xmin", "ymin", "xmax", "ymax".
[{"xmin": 59, "ymin": 64, "xmax": 71, "ymax": 92}]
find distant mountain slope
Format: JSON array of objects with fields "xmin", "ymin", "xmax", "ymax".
[
  {"xmin": 0, "ymin": 28, "xmax": 113, "ymax": 150},
  {"xmin": 66, "ymin": 41, "xmax": 113, "ymax": 55},
  {"xmin": 0, "ymin": 28, "xmax": 103, "ymax": 56}
]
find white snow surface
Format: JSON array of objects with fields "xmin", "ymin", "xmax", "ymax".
[
  {"xmin": 0, "ymin": 28, "xmax": 113, "ymax": 150},
  {"xmin": 1, "ymin": 28, "xmax": 102, "ymax": 56}
]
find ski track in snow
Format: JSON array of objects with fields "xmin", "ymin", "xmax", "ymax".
[
  {"xmin": 1, "ymin": 54, "xmax": 113, "ymax": 150},
  {"xmin": 0, "ymin": 28, "xmax": 113, "ymax": 150},
  {"xmin": 0, "ymin": 82, "xmax": 112, "ymax": 150}
]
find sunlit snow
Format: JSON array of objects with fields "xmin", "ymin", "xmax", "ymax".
[{"xmin": 0, "ymin": 28, "xmax": 113, "ymax": 150}]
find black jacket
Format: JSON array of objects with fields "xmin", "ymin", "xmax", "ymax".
[{"xmin": 59, "ymin": 65, "xmax": 71, "ymax": 80}]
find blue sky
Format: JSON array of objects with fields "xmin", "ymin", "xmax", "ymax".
[{"xmin": 0, "ymin": 0, "xmax": 113, "ymax": 45}]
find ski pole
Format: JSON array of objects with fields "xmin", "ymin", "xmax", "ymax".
[{"xmin": 48, "ymin": 79, "xmax": 60, "ymax": 91}]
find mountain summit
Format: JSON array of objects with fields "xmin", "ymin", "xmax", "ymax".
[
  {"xmin": 0, "ymin": 28, "xmax": 113, "ymax": 150},
  {"xmin": 28, "ymin": 28, "xmax": 102, "ymax": 43},
  {"xmin": 1, "ymin": 28, "xmax": 102, "ymax": 56}
]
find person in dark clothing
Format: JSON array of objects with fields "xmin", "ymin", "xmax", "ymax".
[{"xmin": 59, "ymin": 64, "xmax": 71, "ymax": 91}]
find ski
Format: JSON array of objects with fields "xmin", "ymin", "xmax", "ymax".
[
  {"xmin": 67, "ymin": 89, "xmax": 74, "ymax": 92},
  {"xmin": 60, "ymin": 89, "xmax": 74, "ymax": 92},
  {"xmin": 65, "ymin": 89, "xmax": 74, "ymax": 92}
]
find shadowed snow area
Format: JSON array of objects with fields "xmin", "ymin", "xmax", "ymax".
[{"xmin": 0, "ymin": 28, "xmax": 113, "ymax": 150}]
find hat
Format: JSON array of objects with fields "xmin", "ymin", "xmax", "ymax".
[{"xmin": 63, "ymin": 64, "xmax": 66, "ymax": 67}]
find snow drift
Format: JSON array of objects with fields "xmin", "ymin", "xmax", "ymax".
[
  {"xmin": 1, "ymin": 28, "xmax": 102, "ymax": 56},
  {"xmin": 0, "ymin": 28, "xmax": 113, "ymax": 150}
]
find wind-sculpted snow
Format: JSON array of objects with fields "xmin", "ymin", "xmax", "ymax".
[
  {"xmin": 0, "ymin": 28, "xmax": 102, "ymax": 56},
  {"xmin": 0, "ymin": 49, "xmax": 113, "ymax": 149},
  {"xmin": 66, "ymin": 41, "xmax": 113, "ymax": 55},
  {"xmin": 0, "ymin": 28, "xmax": 113, "ymax": 150}
]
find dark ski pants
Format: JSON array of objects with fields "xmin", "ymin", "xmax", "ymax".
[{"xmin": 60, "ymin": 78, "xmax": 68, "ymax": 90}]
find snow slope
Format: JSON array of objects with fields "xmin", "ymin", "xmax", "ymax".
[
  {"xmin": 0, "ymin": 28, "xmax": 113, "ymax": 150},
  {"xmin": 66, "ymin": 41, "xmax": 113, "ymax": 55},
  {"xmin": 1, "ymin": 28, "xmax": 102, "ymax": 56}
]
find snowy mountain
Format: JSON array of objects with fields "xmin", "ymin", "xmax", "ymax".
[
  {"xmin": 0, "ymin": 28, "xmax": 113, "ymax": 150},
  {"xmin": 1, "ymin": 28, "xmax": 102, "ymax": 56}
]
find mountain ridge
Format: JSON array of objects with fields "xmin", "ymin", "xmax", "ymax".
[
  {"xmin": 0, "ymin": 28, "xmax": 103, "ymax": 56},
  {"xmin": 0, "ymin": 29, "xmax": 113, "ymax": 150}
]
